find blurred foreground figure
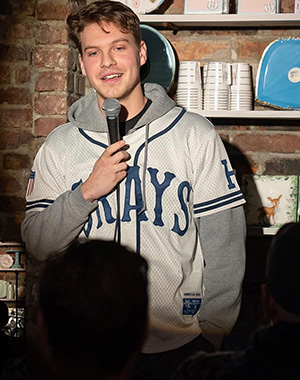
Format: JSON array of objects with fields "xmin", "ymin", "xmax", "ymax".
[
  {"xmin": 172, "ymin": 222, "xmax": 300, "ymax": 380},
  {"xmin": 32, "ymin": 240, "xmax": 148, "ymax": 380}
]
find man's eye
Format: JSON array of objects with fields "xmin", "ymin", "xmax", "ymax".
[
  {"xmin": 115, "ymin": 46, "xmax": 124, "ymax": 51},
  {"xmin": 88, "ymin": 51, "xmax": 98, "ymax": 56}
]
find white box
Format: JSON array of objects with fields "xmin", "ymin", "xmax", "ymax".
[
  {"xmin": 184, "ymin": 0, "xmax": 223, "ymax": 14},
  {"xmin": 237, "ymin": 0, "xmax": 279, "ymax": 14},
  {"xmin": 295, "ymin": 0, "xmax": 300, "ymax": 13}
]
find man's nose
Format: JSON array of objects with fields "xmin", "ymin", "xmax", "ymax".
[{"xmin": 100, "ymin": 51, "xmax": 116, "ymax": 68}]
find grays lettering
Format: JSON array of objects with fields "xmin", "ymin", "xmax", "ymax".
[
  {"xmin": 74, "ymin": 166, "xmax": 191, "ymax": 238},
  {"xmin": 122, "ymin": 166, "xmax": 148, "ymax": 222},
  {"xmin": 172, "ymin": 181, "xmax": 191, "ymax": 236},
  {"xmin": 148, "ymin": 167, "xmax": 175, "ymax": 226}
]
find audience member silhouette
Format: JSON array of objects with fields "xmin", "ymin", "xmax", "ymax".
[
  {"xmin": 171, "ymin": 222, "xmax": 300, "ymax": 380},
  {"xmin": 29, "ymin": 240, "xmax": 148, "ymax": 380}
]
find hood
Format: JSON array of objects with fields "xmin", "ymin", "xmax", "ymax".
[{"xmin": 67, "ymin": 83, "xmax": 175, "ymax": 134}]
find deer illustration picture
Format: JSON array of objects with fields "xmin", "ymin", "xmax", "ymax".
[{"xmin": 257, "ymin": 194, "xmax": 282, "ymax": 225}]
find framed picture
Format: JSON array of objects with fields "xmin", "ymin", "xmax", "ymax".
[{"xmin": 242, "ymin": 175, "xmax": 299, "ymax": 228}]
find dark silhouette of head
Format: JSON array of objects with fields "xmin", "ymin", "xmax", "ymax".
[
  {"xmin": 262, "ymin": 222, "xmax": 300, "ymax": 323},
  {"xmin": 38, "ymin": 239, "xmax": 148, "ymax": 379}
]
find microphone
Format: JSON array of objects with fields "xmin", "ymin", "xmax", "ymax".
[{"xmin": 102, "ymin": 98, "xmax": 121, "ymax": 144}]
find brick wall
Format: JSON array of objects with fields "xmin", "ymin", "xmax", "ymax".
[{"xmin": 0, "ymin": 0, "xmax": 86, "ymax": 241}]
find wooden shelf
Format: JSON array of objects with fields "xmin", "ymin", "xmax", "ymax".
[
  {"xmin": 139, "ymin": 13, "xmax": 300, "ymax": 28},
  {"xmin": 0, "ymin": 298, "xmax": 25, "ymax": 302},
  {"xmin": 201, "ymin": 110, "xmax": 300, "ymax": 119},
  {"xmin": 0, "ymin": 268, "xmax": 26, "ymax": 272},
  {"xmin": 247, "ymin": 226, "xmax": 279, "ymax": 236}
]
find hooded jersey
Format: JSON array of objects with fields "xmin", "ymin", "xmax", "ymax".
[{"xmin": 22, "ymin": 83, "xmax": 245, "ymax": 353}]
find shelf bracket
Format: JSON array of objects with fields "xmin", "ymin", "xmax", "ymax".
[{"xmin": 162, "ymin": 22, "xmax": 179, "ymax": 34}]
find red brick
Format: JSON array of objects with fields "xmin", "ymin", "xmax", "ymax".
[
  {"xmin": 36, "ymin": 2, "xmax": 69, "ymax": 20},
  {"xmin": 0, "ymin": 109, "xmax": 32, "ymax": 128},
  {"xmin": 234, "ymin": 40, "xmax": 269, "ymax": 60},
  {"xmin": 0, "ymin": 65, "xmax": 11, "ymax": 84},
  {"xmin": 12, "ymin": 0, "xmax": 36, "ymax": 17},
  {"xmin": 15, "ymin": 66, "xmax": 32, "ymax": 84},
  {"xmin": 265, "ymin": 158, "xmax": 300, "ymax": 175},
  {"xmin": 34, "ymin": 117, "xmax": 66, "ymax": 137},
  {"xmin": 233, "ymin": 134, "xmax": 300, "ymax": 154},
  {"xmin": 2, "ymin": 45, "xmax": 32, "ymax": 63},
  {"xmin": 34, "ymin": 48, "xmax": 68, "ymax": 69},
  {"xmin": 3, "ymin": 153, "xmax": 31, "ymax": 170},
  {"xmin": 35, "ymin": 71, "xmax": 67, "ymax": 91},
  {"xmin": 0, "ymin": 131, "xmax": 34, "ymax": 150},
  {"xmin": 35, "ymin": 94, "xmax": 67, "ymax": 115},
  {"xmin": 10, "ymin": 22, "xmax": 34, "ymax": 40},
  {"xmin": 0, "ymin": 174, "xmax": 22, "ymax": 194},
  {"xmin": 0, "ymin": 88, "xmax": 31, "ymax": 105},
  {"xmin": 281, "ymin": 0, "xmax": 295, "ymax": 12},
  {"xmin": 173, "ymin": 41, "xmax": 231, "ymax": 61},
  {"xmin": 35, "ymin": 23, "xmax": 68, "ymax": 45}
]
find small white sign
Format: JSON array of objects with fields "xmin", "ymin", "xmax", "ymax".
[
  {"xmin": 237, "ymin": 0, "xmax": 278, "ymax": 14},
  {"xmin": 184, "ymin": 0, "xmax": 223, "ymax": 14}
]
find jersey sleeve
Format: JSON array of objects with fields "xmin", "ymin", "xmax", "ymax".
[
  {"xmin": 190, "ymin": 126, "xmax": 245, "ymax": 218},
  {"xmin": 25, "ymin": 141, "xmax": 66, "ymax": 212},
  {"xmin": 22, "ymin": 137, "xmax": 97, "ymax": 260}
]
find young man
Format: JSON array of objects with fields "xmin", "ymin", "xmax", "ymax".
[
  {"xmin": 30, "ymin": 240, "xmax": 148, "ymax": 380},
  {"xmin": 21, "ymin": 1, "xmax": 246, "ymax": 378}
]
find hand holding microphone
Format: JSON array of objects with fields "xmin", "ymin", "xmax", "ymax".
[{"xmin": 81, "ymin": 99, "xmax": 130, "ymax": 202}]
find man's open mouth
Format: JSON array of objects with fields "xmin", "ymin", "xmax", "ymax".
[{"xmin": 102, "ymin": 74, "xmax": 122, "ymax": 80}]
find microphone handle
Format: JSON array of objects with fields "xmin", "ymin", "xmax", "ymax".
[{"xmin": 107, "ymin": 116, "xmax": 120, "ymax": 145}]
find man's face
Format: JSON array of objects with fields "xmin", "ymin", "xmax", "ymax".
[{"xmin": 79, "ymin": 22, "xmax": 147, "ymax": 108}]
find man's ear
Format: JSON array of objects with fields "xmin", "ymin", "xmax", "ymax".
[
  {"xmin": 139, "ymin": 41, "xmax": 147, "ymax": 67},
  {"xmin": 79, "ymin": 54, "xmax": 87, "ymax": 76}
]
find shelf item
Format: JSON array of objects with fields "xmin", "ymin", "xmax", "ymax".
[
  {"xmin": 138, "ymin": 13, "xmax": 300, "ymax": 27},
  {"xmin": 7, "ymin": 250, "xmax": 24, "ymax": 269},
  {"xmin": 184, "ymin": 0, "xmax": 226, "ymax": 14},
  {"xmin": 247, "ymin": 226, "xmax": 279, "ymax": 235},
  {"xmin": 111, "ymin": 0, "xmax": 164, "ymax": 14},
  {"xmin": 242, "ymin": 174, "xmax": 299, "ymax": 228},
  {"xmin": 5, "ymin": 308, "xmax": 25, "ymax": 338},
  {"xmin": 140, "ymin": 24, "xmax": 176, "ymax": 92},
  {"xmin": 0, "ymin": 280, "xmax": 8, "ymax": 298},
  {"xmin": 237, "ymin": 0, "xmax": 280, "ymax": 15},
  {"xmin": 256, "ymin": 38, "xmax": 300, "ymax": 110},
  {"xmin": 0, "ymin": 243, "xmax": 26, "ymax": 337},
  {"xmin": 0, "ymin": 254, "xmax": 13, "ymax": 269}
]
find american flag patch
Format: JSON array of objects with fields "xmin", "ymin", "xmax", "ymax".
[{"xmin": 26, "ymin": 170, "xmax": 35, "ymax": 196}]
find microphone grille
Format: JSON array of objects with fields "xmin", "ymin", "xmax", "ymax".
[{"xmin": 102, "ymin": 98, "xmax": 121, "ymax": 117}]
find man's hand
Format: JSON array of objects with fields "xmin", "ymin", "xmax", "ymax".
[{"xmin": 81, "ymin": 140, "xmax": 130, "ymax": 202}]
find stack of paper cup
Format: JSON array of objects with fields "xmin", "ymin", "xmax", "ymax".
[
  {"xmin": 230, "ymin": 63, "xmax": 253, "ymax": 111},
  {"xmin": 176, "ymin": 61, "xmax": 202, "ymax": 112},
  {"xmin": 203, "ymin": 62, "xmax": 231, "ymax": 110}
]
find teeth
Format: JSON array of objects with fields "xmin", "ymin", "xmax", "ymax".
[{"xmin": 103, "ymin": 74, "xmax": 121, "ymax": 80}]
